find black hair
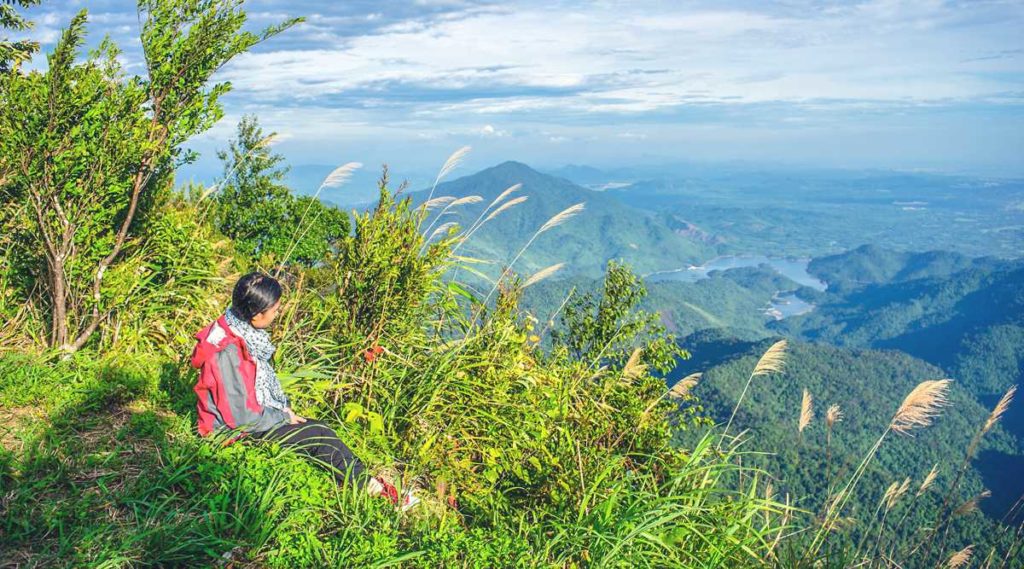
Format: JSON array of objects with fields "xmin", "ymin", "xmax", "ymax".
[{"xmin": 231, "ymin": 272, "xmax": 282, "ymax": 322}]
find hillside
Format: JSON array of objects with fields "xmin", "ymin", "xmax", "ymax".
[
  {"xmin": 524, "ymin": 264, "xmax": 808, "ymax": 340},
  {"xmin": 807, "ymin": 245, "xmax": 1009, "ymax": 291},
  {"xmin": 776, "ymin": 251, "xmax": 1024, "ymax": 394},
  {"xmin": 672, "ymin": 334, "xmax": 1021, "ymax": 550},
  {"xmin": 410, "ymin": 161, "xmax": 714, "ymax": 278}
]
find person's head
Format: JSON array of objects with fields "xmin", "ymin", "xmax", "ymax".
[{"xmin": 231, "ymin": 272, "xmax": 282, "ymax": 329}]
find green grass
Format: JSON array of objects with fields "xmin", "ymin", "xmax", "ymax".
[{"xmin": 0, "ymin": 352, "xmax": 780, "ymax": 567}]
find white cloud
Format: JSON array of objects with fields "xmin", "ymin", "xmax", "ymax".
[
  {"xmin": 214, "ymin": 0, "xmax": 1023, "ymax": 119},
  {"xmin": 478, "ymin": 124, "xmax": 507, "ymax": 137}
]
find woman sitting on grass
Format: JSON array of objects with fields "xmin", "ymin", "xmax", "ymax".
[{"xmin": 190, "ymin": 272, "xmax": 418, "ymax": 510}]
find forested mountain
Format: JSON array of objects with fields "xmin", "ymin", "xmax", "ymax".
[
  {"xmin": 3, "ymin": 0, "xmax": 1021, "ymax": 566},
  {"xmin": 806, "ymin": 245, "xmax": 1013, "ymax": 291},
  {"xmin": 671, "ymin": 334, "xmax": 1022, "ymax": 553},
  {"xmin": 525, "ymin": 264, "xmax": 808, "ymax": 339},
  {"xmin": 777, "ymin": 248, "xmax": 1024, "ymax": 396}
]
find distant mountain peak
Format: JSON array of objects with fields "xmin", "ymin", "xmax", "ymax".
[{"xmin": 475, "ymin": 160, "xmax": 549, "ymax": 180}]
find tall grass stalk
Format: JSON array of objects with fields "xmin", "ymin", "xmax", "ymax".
[
  {"xmin": 824, "ymin": 404, "xmax": 842, "ymax": 493},
  {"xmin": 805, "ymin": 379, "xmax": 951, "ymax": 562},
  {"xmin": 719, "ymin": 339, "xmax": 788, "ymax": 448},
  {"xmin": 926, "ymin": 384, "xmax": 1015, "ymax": 563},
  {"xmin": 278, "ymin": 161, "xmax": 361, "ymax": 269},
  {"xmin": 423, "ymin": 145, "xmax": 470, "ymax": 206},
  {"xmin": 474, "ymin": 202, "xmax": 585, "ymax": 323},
  {"xmin": 798, "ymin": 388, "xmax": 813, "ymax": 435}
]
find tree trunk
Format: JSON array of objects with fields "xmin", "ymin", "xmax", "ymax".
[{"xmin": 48, "ymin": 255, "xmax": 68, "ymax": 349}]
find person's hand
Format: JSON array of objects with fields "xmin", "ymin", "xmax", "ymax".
[{"xmin": 286, "ymin": 408, "xmax": 306, "ymax": 425}]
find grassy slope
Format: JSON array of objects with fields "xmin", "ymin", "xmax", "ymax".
[{"xmin": 0, "ymin": 352, "xmax": 564, "ymax": 567}]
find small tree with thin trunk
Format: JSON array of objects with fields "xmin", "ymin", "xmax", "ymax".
[{"xmin": 0, "ymin": 1, "xmax": 299, "ymax": 352}]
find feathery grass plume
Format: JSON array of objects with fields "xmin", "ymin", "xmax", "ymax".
[
  {"xmin": 954, "ymin": 490, "xmax": 991, "ymax": 517},
  {"xmin": 826, "ymin": 404, "xmax": 843, "ymax": 429},
  {"xmin": 255, "ymin": 132, "xmax": 278, "ymax": 149},
  {"xmin": 983, "ymin": 384, "xmax": 1016, "ymax": 434},
  {"xmin": 426, "ymin": 145, "xmax": 471, "ymax": 203},
  {"xmin": 721, "ymin": 340, "xmax": 788, "ymax": 445},
  {"xmin": 428, "ymin": 222, "xmax": 458, "ymax": 241},
  {"xmin": 886, "ymin": 477, "xmax": 912, "ymax": 510},
  {"xmin": 449, "ymin": 195, "xmax": 483, "ymax": 208},
  {"xmin": 318, "ymin": 162, "xmax": 362, "ymax": 192},
  {"xmin": 491, "ymin": 183, "xmax": 521, "ymax": 207},
  {"xmin": 890, "ymin": 379, "xmax": 952, "ymax": 435},
  {"xmin": 423, "ymin": 196, "xmax": 457, "ymax": 210},
  {"xmin": 523, "ymin": 263, "xmax": 565, "ymax": 288},
  {"xmin": 538, "ymin": 203, "xmax": 586, "ymax": 235},
  {"xmin": 753, "ymin": 339, "xmax": 788, "ymax": 376},
  {"xmin": 621, "ymin": 347, "xmax": 647, "ymax": 384},
  {"xmin": 669, "ymin": 372, "xmax": 701, "ymax": 399},
  {"xmin": 483, "ymin": 195, "xmax": 529, "ymax": 224},
  {"xmin": 918, "ymin": 464, "xmax": 939, "ymax": 497},
  {"xmin": 882, "ymin": 481, "xmax": 899, "ymax": 506},
  {"xmin": 799, "ymin": 388, "xmax": 814, "ymax": 433},
  {"xmin": 946, "ymin": 545, "xmax": 974, "ymax": 568}
]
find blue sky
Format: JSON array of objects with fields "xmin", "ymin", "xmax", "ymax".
[{"xmin": 19, "ymin": 0, "xmax": 1024, "ymax": 194}]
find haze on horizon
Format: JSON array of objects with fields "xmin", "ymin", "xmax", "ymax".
[{"xmin": 25, "ymin": 0, "xmax": 1024, "ymax": 188}]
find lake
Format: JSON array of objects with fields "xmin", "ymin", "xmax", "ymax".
[
  {"xmin": 645, "ymin": 255, "xmax": 826, "ymax": 319},
  {"xmin": 645, "ymin": 255, "xmax": 827, "ymax": 290}
]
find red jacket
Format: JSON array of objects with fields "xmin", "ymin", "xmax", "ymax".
[{"xmin": 191, "ymin": 315, "xmax": 287, "ymax": 436}]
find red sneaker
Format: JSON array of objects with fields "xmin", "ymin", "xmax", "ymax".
[{"xmin": 375, "ymin": 477, "xmax": 400, "ymax": 505}]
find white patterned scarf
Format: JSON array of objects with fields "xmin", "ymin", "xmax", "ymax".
[{"xmin": 225, "ymin": 307, "xmax": 290, "ymax": 411}]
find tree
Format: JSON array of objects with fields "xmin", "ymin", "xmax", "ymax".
[
  {"xmin": 553, "ymin": 260, "xmax": 688, "ymax": 374},
  {"xmin": 0, "ymin": 2, "xmax": 300, "ymax": 352},
  {"xmin": 0, "ymin": 0, "xmax": 41, "ymax": 72},
  {"xmin": 214, "ymin": 114, "xmax": 350, "ymax": 266}
]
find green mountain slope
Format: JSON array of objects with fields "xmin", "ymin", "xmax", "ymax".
[
  {"xmin": 672, "ymin": 335, "xmax": 1020, "ymax": 550},
  {"xmin": 523, "ymin": 264, "xmax": 807, "ymax": 340},
  {"xmin": 776, "ymin": 251, "xmax": 1024, "ymax": 394},
  {"xmin": 412, "ymin": 161, "xmax": 714, "ymax": 278},
  {"xmin": 807, "ymin": 245, "xmax": 1009, "ymax": 291}
]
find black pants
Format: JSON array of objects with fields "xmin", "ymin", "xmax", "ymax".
[{"xmin": 254, "ymin": 420, "xmax": 366, "ymax": 487}]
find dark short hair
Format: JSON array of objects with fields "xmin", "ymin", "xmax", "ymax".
[{"xmin": 231, "ymin": 272, "xmax": 282, "ymax": 322}]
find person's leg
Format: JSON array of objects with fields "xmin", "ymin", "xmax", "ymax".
[
  {"xmin": 255, "ymin": 420, "xmax": 365, "ymax": 487},
  {"xmin": 253, "ymin": 420, "xmax": 418, "ymax": 509}
]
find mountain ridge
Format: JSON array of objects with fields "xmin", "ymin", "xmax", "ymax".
[{"xmin": 408, "ymin": 161, "xmax": 714, "ymax": 278}]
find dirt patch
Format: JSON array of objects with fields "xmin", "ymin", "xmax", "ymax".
[{"xmin": 0, "ymin": 406, "xmax": 46, "ymax": 454}]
